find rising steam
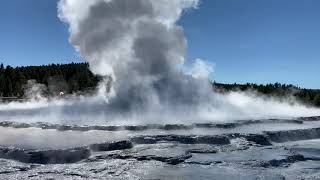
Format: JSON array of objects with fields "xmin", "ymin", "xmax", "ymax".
[
  {"xmin": 58, "ymin": 0, "xmax": 209, "ymax": 109},
  {"xmin": 0, "ymin": 0, "xmax": 319, "ymax": 126}
]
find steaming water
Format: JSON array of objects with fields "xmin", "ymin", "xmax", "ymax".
[
  {"xmin": 0, "ymin": 91, "xmax": 319, "ymax": 126},
  {"xmin": 1, "ymin": 1, "xmax": 320, "ymax": 179}
]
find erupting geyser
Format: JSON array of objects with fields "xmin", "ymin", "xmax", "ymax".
[
  {"xmin": 1, "ymin": 1, "xmax": 320, "ymax": 179},
  {"xmin": 0, "ymin": 0, "xmax": 319, "ymax": 125},
  {"xmin": 57, "ymin": 0, "xmax": 320, "ymax": 123},
  {"xmin": 58, "ymin": 0, "xmax": 213, "ymax": 110}
]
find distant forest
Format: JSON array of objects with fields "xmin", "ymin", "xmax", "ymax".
[
  {"xmin": 0, "ymin": 62, "xmax": 320, "ymax": 107},
  {"xmin": 213, "ymin": 82, "xmax": 320, "ymax": 107},
  {"xmin": 0, "ymin": 63, "xmax": 99, "ymax": 97}
]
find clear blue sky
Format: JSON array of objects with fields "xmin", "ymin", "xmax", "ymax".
[{"xmin": 0, "ymin": 0, "xmax": 319, "ymax": 89}]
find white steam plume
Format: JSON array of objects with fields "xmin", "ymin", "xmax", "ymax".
[
  {"xmin": 58, "ymin": 0, "xmax": 214, "ymax": 111},
  {"xmin": 55, "ymin": 0, "xmax": 319, "ymax": 123}
]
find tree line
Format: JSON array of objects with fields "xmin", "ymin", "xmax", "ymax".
[
  {"xmin": 213, "ymin": 82, "xmax": 320, "ymax": 107},
  {"xmin": 0, "ymin": 62, "xmax": 319, "ymax": 107},
  {"xmin": 0, "ymin": 62, "xmax": 99, "ymax": 97}
]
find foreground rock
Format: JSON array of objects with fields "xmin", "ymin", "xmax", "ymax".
[
  {"xmin": 265, "ymin": 128, "xmax": 320, "ymax": 142},
  {"xmin": 0, "ymin": 147, "xmax": 90, "ymax": 164},
  {"xmin": 1, "ymin": 117, "xmax": 320, "ymax": 179},
  {"xmin": 0, "ymin": 117, "xmax": 309, "ymax": 132},
  {"xmin": 90, "ymin": 140, "xmax": 133, "ymax": 152},
  {"xmin": 0, "ymin": 140, "xmax": 134, "ymax": 164},
  {"xmin": 94, "ymin": 153, "xmax": 192, "ymax": 165},
  {"xmin": 130, "ymin": 135, "xmax": 230, "ymax": 145}
]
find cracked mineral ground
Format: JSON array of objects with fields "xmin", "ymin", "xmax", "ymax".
[{"xmin": 0, "ymin": 116, "xmax": 320, "ymax": 179}]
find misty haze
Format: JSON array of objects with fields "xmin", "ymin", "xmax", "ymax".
[{"xmin": 0, "ymin": 0, "xmax": 320, "ymax": 179}]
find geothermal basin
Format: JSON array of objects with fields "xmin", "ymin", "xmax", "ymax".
[{"xmin": 1, "ymin": 116, "xmax": 320, "ymax": 179}]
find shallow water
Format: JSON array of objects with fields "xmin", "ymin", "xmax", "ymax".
[{"xmin": 0, "ymin": 117, "xmax": 320, "ymax": 179}]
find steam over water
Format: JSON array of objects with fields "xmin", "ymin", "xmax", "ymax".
[
  {"xmin": 0, "ymin": 0, "xmax": 319, "ymax": 126},
  {"xmin": 2, "ymin": 2, "xmax": 320, "ymax": 179}
]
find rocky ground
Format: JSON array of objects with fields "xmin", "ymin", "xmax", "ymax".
[{"xmin": 0, "ymin": 117, "xmax": 320, "ymax": 179}]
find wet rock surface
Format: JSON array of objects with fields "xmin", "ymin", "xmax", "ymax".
[
  {"xmin": 0, "ymin": 146, "xmax": 90, "ymax": 164},
  {"xmin": 265, "ymin": 128, "xmax": 320, "ymax": 142},
  {"xmin": 1, "ymin": 117, "xmax": 320, "ymax": 179},
  {"xmin": 0, "ymin": 118, "xmax": 305, "ymax": 133},
  {"xmin": 130, "ymin": 134, "xmax": 230, "ymax": 145},
  {"xmin": 90, "ymin": 140, "xmax": 133, "ymax": 152}
]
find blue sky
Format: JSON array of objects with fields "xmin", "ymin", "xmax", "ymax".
[{"xmin": 0, "ymin": 0, "xmax": 319, "ymax": 89}]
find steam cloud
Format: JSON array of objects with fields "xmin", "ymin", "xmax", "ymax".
[
  {"xmin": 58, "ymin": 0, "xmax": 210, "ymax": 109},
  {"xmin": 0, "ymin": 0, "xmax": 319, "ymax": 126}
]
